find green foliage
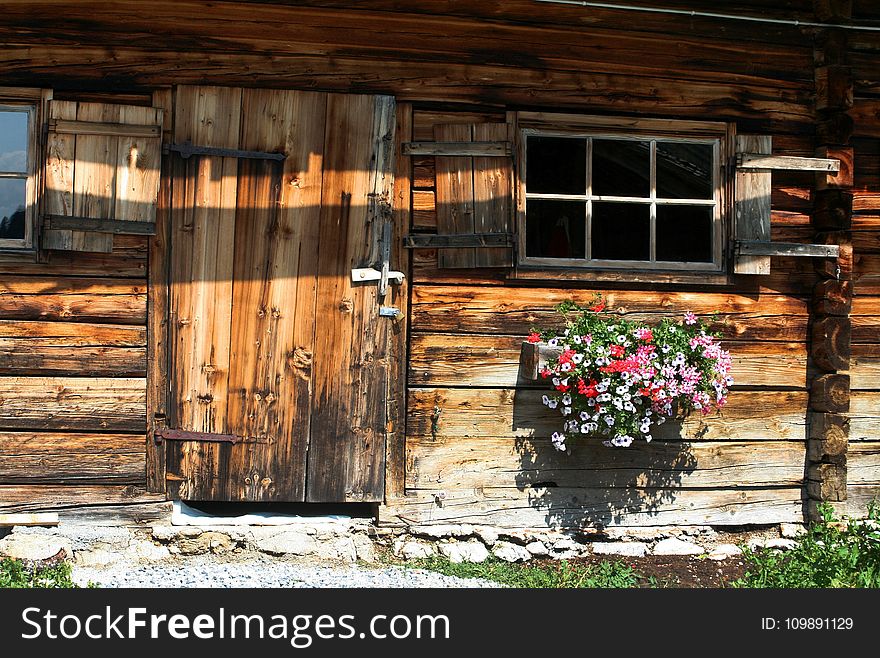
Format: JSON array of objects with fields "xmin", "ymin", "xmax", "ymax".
[
  {"xmin": 409, "ymin": 555, "xmax": 642, "ymax": 588},
  {"xmin": 0, "ymin": 557, "xmax": 79, "ymax": 588},
  {"xmin": 732, "ymin": 502, "xmax": 880, "ymax": 588}
]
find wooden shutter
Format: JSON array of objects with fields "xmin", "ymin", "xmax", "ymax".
[
  {"xmin": 42, "ymin": 100, "xmax": 163, "ymax": 253},
  {"xmin": 734, "ymin": 134, "xmax": 841, "ymax": 274},
  {"xmin": 404, "ymin": 121, "xmax": 514, "ymax": 268}
]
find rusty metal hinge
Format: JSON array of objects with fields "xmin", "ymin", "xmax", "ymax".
[{"xmin": 153, "ymin": 428, "xmax": 243, "ymax": 445}]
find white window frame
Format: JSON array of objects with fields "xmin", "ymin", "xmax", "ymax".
[
  {"xmin": 0, "ymin": 101, "xmax": 38, "ymax": 251},
  {"xmin": 515, "ymin": 112, "xmax": 732, "ymax": 275}
]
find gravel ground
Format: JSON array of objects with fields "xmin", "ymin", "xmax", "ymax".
[{"xmin": 72, "ymin": 554, "xmax": 501, "ymax": 589}]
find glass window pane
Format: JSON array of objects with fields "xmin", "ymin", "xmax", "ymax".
[
  {"xmin": 592, "ymin": 139, "xmax": 650, "ymax": 197},
  {"xmin": 525, "ymin": 199, "xmax": 586, "ymax": 258},
  {"xmin": 656, "ymin": 205, "xmax": 713, "ymax": 262},
  {"xmin": 525, "ymin": 136, "xmax": 586, "ymax": 195},
  {"xmin": 0, "ymin": 110, "xmax": 29, "ymax": 174},
  {"xmin": 0, "ymin": 178, "xmax": 27, "ymax": 240},
  {"xmin": 592, "ymin": 202, "xmax": 649, "ymax": 260},
  {"xmin": 656, "ymin": 142, "xmax": 714, "ymax": 200}
]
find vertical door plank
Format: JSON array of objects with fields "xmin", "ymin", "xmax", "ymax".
[
  {"xmin": 307, "ymin": 94, "xmax": 395, "ymax": 502},
  {"xmin": 734, "ymin": 134, "xmax": 773, "ymax": 275},
  {"xmin": 472, "ymin": 122, "xmax": 514, "ymax": 267},
  {"xmin": 225, "ymin": 89, "xmax": 326, "ymax": 501},
  {"xmin": 146, "ymin": 88, "xmax": 172, "ymax": 492},
  {"xmin": 167, "ymin": 85, "xmax": 241, "ymax": 500},
  {"xmin": 71, "ymin": 103, "xmax": 118, "ymax": 253},
  {"xmin": 435, "ymin": 124, "xmax": 475, "ymax": 268},
  {"xmin": 115, "ymin": 105, "xmax": 163, "ymax": 223},
  {"xmin": 42, "ymin": 101, "xmax": 77, "ymax": 251}
]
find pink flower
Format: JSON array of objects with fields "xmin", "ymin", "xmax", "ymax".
[{"xmin": 684, "ymin": 311, "xmax": 697, "ymax": 325}]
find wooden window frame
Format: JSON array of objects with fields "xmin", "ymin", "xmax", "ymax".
[
  {"xmin": 514, "ymin": 112, "xmax": 733, "ymax": 282},
  {"xmin": 0, "ymin": 100, "xmax": 39, "ymax": 252}
]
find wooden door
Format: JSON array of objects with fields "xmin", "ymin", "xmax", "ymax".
[{"xmin": 163, "ymin": 86, "xmax": 395, "ymax": 502}]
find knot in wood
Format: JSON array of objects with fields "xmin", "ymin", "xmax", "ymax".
[{"xmin": 339, "ymin": 298, "xmax": 354, "ymax": 314}]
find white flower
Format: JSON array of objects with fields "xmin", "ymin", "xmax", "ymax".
[
  {"xmin": 616, "ymin": 385, "xmax": 628, "ymax": 395},
  {"xmin": 542, "ymin": 394, "xmax": 551, "ymax": 406},
  {"xmin": 562, "ymin": 393, "xmax": 572, "ymax": 406},
  {"xmin": 622, "ymin": 392, "xmax": 631, "ymax": 401},
  {"xmin": 547, "ymin": 399, "xmax": 558, "ymax": 409},
  {"xmin": 552, "ymin": 377, "xmax": 560, "ymax": 386},
  {"xmin": 547, "ymin": 337, "xmax": 559, "ymax": 348},
  {"xmin": 560, "ymin": 363, "xmax": 572, "ymax": 372},
  {"xmin": 563, "ymin": 406, "xmax": 572, "ymax": 416},
  {"xmin": 573, "ymin": 335, "xmax": 582, "ymax": 345},
  {"xmin": 580, "ymin": 411, "xmax": 590, "ymax": 421},
  {"xmin": 624, "ymin": 401, "xmax": 635, "ymax": 412},
  {"xmin": 616, "ymin": 334, "xmax": 627, "ymax": 344},
  {"xmin": 571, "ymin": 353, "xmax": 584, "ymax": 364},
  {"xmin": 605, "ymin": 416, "xmax": 615, "ymax": 426}
]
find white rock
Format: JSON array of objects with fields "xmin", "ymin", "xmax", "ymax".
[
  {"xmin": 653, "ymin": 538, "xmax": 705, "ymax": 556},
  {"xmin": 255, "ymin": 530, "xmax": 318, "ymax": 556},
  {"xmin": 492, "ymin": 541, "xmax": 532, "ymax": 563},
  {"xmin": 353, "ymin": 534, "xmax": 377, "ymax": 563},
  {"xmin": 590, "ymin": 542, "xmax": 647, "ymax": 557},
  {"xmin": 127, "ymin": 540, "xmax": 171, "ymax": 562},
  {"xmin": 322, "ymin": 537, "xmax": 357, "ymax": 562},
  {"xmin": 0, "ymin": 534, "xmax": 68, "ymax": 561},
  {"xmin": 397, "ymin": 541, "xmax": 435, "ymax": 560},
  {"xmin": 438, "ymin": 541, "xmax": 488, "ymax": 564},
  {"xmin": 553, "ymin": 537, "xmax": 580, "ymax": 552},
  {"xmin": 707, "ymin": 544, "xmax": 742, "ymax": 561},
  {"xmin": 780, "ymin": 523, "xmax": 806, "ymax": 539},
  {"xmin": 75, "ymin": 547, "xmax": 119, "ymax": 567},
  {"xmin": 525, "ymin": 541, "xmax": 550, "ymax": 557},
  {"xmin": 474, "ymin": 527, "xmax": 499, "ymax": 547},
  {"xmin": 764, "ymin": 538, "xmax": 797, "ymax": 551},
  {"xmin": 412, "ymin": 524, "xmax": 473, "ymax": 539}
]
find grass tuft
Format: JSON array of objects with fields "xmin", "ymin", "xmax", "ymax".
[{"xmin": 0, "ymin": 557, "xmax": 79, "ymax": 589}]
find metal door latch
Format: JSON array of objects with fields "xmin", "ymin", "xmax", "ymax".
[
  {"xmin": 351, "ymin": 222, "xmax": 405, "ymax": 297},
  {"xmin": 379, "ymin": 306, "xmax": 401, "ymax": 318}
]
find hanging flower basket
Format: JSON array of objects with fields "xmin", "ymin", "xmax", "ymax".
[{"xmin": 520, "ymin": 295, "xmax": 733, "ymax": 451}]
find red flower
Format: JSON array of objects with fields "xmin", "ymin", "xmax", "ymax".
[
  {"xmin": 609, "ymin": 344, "xmax": 625, "ymax": 358},
  {"xmin": 556, "ymin": 383, "xmax": 570, "ymax": 393},
  {"xmin": 540, "ymin": 368, "xmax": 552, "ymax": 379},
  {"xmin": 527, "ymin": 332, "xmax": 541, "ymax": 344},
  {"xmin": 589, "ymin": 301, "xmax": 606, "ymax": 312}
]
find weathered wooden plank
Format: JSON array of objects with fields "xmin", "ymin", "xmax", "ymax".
[
  {"xmin": 222, "ymin": 88, "xmax": 326, "ymax": 502},
  {"xmin": 0, "ymin": 321, "xmax": 145, "ymax": 345},
  {"xmin": 734, "ymin": 135, "xmax": 772, "ymax": 275},
  {"xmin": 407, "ymin": 439, "xmax": 806, "ymax": 490},
  {"xmin": 409, "ymin": 286, "xmax": 810, "ymax": 341},
  {"xmin": 41, "ymin": 100, "xmax": 81, "ymax": 252},
  {"xmin": 434, "ymin": 124, "xmax": 476, "ymax": 269},
  {"xmin": 848, "ymin": 442, "xmax": 880, "ymax": 486},
  {"xmin": 0, "ymin": 344, "xmax": 145, "ymax": 376},
  {"xmin": 146, "ymin": 87, "xmax": 172, "ymax": 493},
  {"xmin": 0, "ymin": 484, "xmax": 167, "ymax": 522},
  {"xmin": 0, "ymin": 276, "xmax": 146, "ymax": 324},
  {"xmin": 0, "ymin": 377, "xmax": 145, "ymax": 432},
  {"xmin": 845, "ymin": 485, "xmax": 880, "ymax": 518},
  {"xmin": 0, "ymin": 513, "xmax": 58, "ymax": 527},
  {"xmin": 404, "ymin": 141, "xmax": 510, "ymax": 157},
  {"xmin": 380, "ymin": 487, "xmax": 805, "ymax": 528},
  {"xmin": 307, "ymin": 93, "xmax": 394, "ymax": 503},
  {"xmin": 472, "ymin": 122, "xmax": 513, "ymax": 268},
  {"xmin": 409, "ymin": 334, "xmax": 808, "ymax": 388},
  {"xmin": 408, "ymin": 388, "xmax": 808, "ymax": 441},
  {"xmin": 71, "ymin": 102, "xmax": 122, "ymax": 253},
  {"xmin": 851, "ymin": 392, "xmax": 880, "ymax": 441},
  {"xmin": 167, "ymin": 85, "xmax": 241, "ymax": 501},
  {"xmin": 386, "ymin": 101, "xmax": 413, "ymax": 502},
  {"xmin": 737, "ymin": 153, "xmax": 839, "ymax": 172},
  {"xmin": 0, "ymin": 432, "xmax": 145, "ymax": 484},
  {"xmin": 736, "ymin": 240, "xmax": 839, "ymax": 257},
  {"xmin": 1, "ymin": 235, "xmax": 147, "ymax": 279},
  {"xmin": 851, "ymin": 343, "xmax": 880, "ymax": 390},
  {"xmin": 49, "ymin": 119, "xmax": 160, "ymax": 137},
  {"xmin": 43, "ymin": 216, "xmax": 156, "ymax": 235}
]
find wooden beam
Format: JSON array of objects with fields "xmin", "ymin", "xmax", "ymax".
[
  {"xmin": 0, "ymin": 513, "xmax": 58, "ymax": 527},
  {"xmin": 811, "ymin": 316, "xmax": 851, "ymax": 371},
  {"xmin": 403, "ymin": 141, "xmax": 511, "ymax": 157},
  {"xmin": 811, "ymin": 374, "xmax": 850, "ymax": 413},
  {"xmin": 737, "ymin": 153, "xmax": 840, "ymax": 172},
  {"xmin": 404, "ymin": 233, "xmax": 513, "ymax": 249},
  {"xmin": 735, "ymin": 240, "xmax": 839, "ymax": 258},
  {"xmin": 49, "ymin": 118, "xmax": 161, "ymax": 138},
  {"xmin": 43, "ymin": 215, "xmax": 156, "ymax": 235}
]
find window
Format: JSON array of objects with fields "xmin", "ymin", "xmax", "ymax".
[
  {"xmin": 0, "ymin": 103, "xmax": 37, "ymax": 250},
  {"xmin": 517, "ymin": 114, "xmax": 729, "ymax": 272}
]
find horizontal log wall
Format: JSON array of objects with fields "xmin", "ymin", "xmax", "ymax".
[
  {"xmin": 848, "ymin": 22, "xmax": 880, "ymax": 517},
  {"xmin": 382, "ymin": 103, "xmax": 822, "ymax": 528},
  {"xmin": 0, "ymin": 224, "xmax": 153, "ymax": 517}
]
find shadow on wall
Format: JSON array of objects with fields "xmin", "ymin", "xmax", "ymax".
[{"xmin": 511, "ymin": 381, "xmax": 697, "ymax": 530}]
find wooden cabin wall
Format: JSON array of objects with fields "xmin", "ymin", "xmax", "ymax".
[
  {"xmin": 384, "ymin": 107, "xmax": 817, "ymax": 528},
  {"xmin": 0, "ymin": 89, "xmax": 165, "ymax": 522},
  {"xmin": 847, "ymin": 23, "xmax": 880, "ymax": 517}
]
